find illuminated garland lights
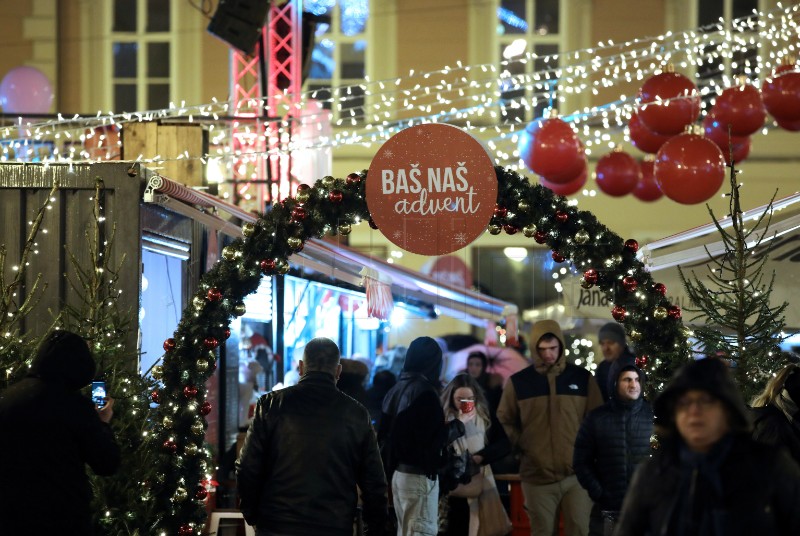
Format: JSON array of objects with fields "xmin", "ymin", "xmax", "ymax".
[
  {"xmin": 1, "ymin": 4, "xmax": 798, "ymax": 175},
  {"xmin": 147, "ymin": 165, "xmax": 691, "ymax": 533}
]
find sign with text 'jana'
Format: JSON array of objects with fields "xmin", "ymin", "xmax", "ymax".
[{"xmin": 366, "ymin": 124, "xmax": 498, "ymax": 256}]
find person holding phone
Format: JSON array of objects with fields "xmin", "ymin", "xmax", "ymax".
[{"xmin": 0, "ymin": 330, "xmax": 120, "ymax": 536}]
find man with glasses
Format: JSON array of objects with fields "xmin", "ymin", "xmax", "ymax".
[
  {"xmin": 615, "ymin": 357, "xmax": 800, "ymax": 536},
  {"xmin": 497, "ymin": 319, "xmax": 603, "ymax": 536}
]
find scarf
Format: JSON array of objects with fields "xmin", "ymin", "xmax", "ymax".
[{"xmin": 773, "ymin": 389, "xmax": 800, "ymax": 433}]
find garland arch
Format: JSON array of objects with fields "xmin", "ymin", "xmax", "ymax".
[{"xmin": 150, "ymin": 167, "xmax": 691, "ymax": 534}]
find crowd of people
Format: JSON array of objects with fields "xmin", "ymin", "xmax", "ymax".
[{"xmin": 3, "ymin": 323, "xmax": 800, "ymax": 536}]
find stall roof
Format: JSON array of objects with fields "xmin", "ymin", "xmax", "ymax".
[{"xmin": 144, "ymin": 175, "xmax": 518, "ymax": 327}]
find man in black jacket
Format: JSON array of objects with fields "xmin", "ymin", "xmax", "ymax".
[
  {"xmin": 0, "ymin": 330, "xmax": 120, "ymax": 536},
  {"xmin": 378, "ymin": 336, "xmax": 448, "ymax": 535},
  {"xmin": 573, "ymin": 364, "xmax": 652, "ymax": 536},
  {"xmin": 594, "ymin": 322, "xmax": 636, "ymax": 401},
  {"xmin": 236, "ymin": 337, "xmax": 388, "ymax": 536}
]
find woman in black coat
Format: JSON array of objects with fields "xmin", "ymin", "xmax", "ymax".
[
  {"xmin": 614, "ymin": 358, "xmax": 800, "ymax": 536},
  {"xmin": 751, "ymin": 362, "xmax": 800, "ymax": 464}
]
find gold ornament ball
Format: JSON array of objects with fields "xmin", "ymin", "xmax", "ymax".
[
  {"xmin": 276, "ymin": 259, "xmax": 290, "ymax": 274},
  {"xmin": 522, "ymin": 224, "xmax": 538, "ymax": 238},
  {"xmin": 196, "ymin": 359, "xmax": 209, "ymax": 372},
  {"xmin": 574, "ymin": 230, "xmax": 590, "ymax": 244},
  {"xmin": 151, "ymin": 365, "xmax": 163, "ymax": 380},
  {"xmin": 162, "ymin": 416, "xmax": 173, "ymax": 428},
  {"xmin": 191, "ymin": 421, "xmax": 205, "ymax": 435},
  {"xmin": 287, "ymin": 237, "xmax": 303, "ymax": 250},
  {"xmin": 233, "ymin": 302, "xmax": 247, "ymax": 316},
  {"xmin": 242, "ymin": 222, "xmax": 256, "ymax": 237},
  {"xmin": 630, "ymin": 329, "xmax": 643, "ymax": 341},
  {"xmin": 192, "ymin": 295, "xmax": 205, "ymax": 310},
  {"xmin": 339, "ymin": 224, "xmax": 352, "ymax": 236},
  {"xmin": 296, "ymin": 189, "xmax": 310, "ymax": 203},
  {"xmin": 517, "ymin": 200, "xmax": 530, "ymax": 213},
  {"xmin": 488, "ymin": 224, "xmax": 502, "ymax": 235},
  {"xmin": 321, "ymin": 175, "xmax": 335, "ymax": 187},
  {"xmin": 221, "ymin": 246, "xmax": 238, "ymax": 261},
  {"xmin": 654, "ymin": 306, "xmax": 668, "ymax": 320},
  {"xmin": 184, "ymin": 443, "xmax": 199, "ymax": 456},
  {"xmin": 174, "ymin": 488, "xmax": 188, "ymax": 502}
]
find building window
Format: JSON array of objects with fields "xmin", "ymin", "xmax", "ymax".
[
  {"xmin": 305, "ymin": 0, "xmax": 368, "ymax": 125},
  {"xmin": 497, "ymin": 0, "xmax": 561, "ymax": 124},
  {"xmin": 695, "ymin": 0, "xmax": 760, "ymax": 85},
  {"xmin": 111, "ymin": 0, "xmax": 172, "ymax": 112}
]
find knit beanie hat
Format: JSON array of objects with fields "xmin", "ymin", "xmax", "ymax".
[{"xmin": 598, "ymin": 322, "xmax": 627, "ymax": 346}]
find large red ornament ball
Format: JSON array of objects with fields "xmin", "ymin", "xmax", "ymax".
[
  {"xmin": 206, "ymin": 288, "xmax": 222, "ymax": 302},
  {"xmin": 775, "ymin": 115, "xmax": 800, "ymax": 132},
  {"xmin": 539, "ymin": 163, "xmax": 587, "ymax": 196},
  {"xmin": 654, "ymin": 132, "xmax": 725, "ymax": 205},
  {"xmin": 346, "ymin": 172, "xmax": 362, "ymax": 185},
  {"xmin": 638, "ymin": 68, "xmax": 701, "ymax": 135},
  {"xmin": 611, "ymin": 305, "xmax": 627, "ymax": 322},
  {"xmin": 712, "ymin": 82, "xmax": 766, "ymax": 136},
  {"xmin": 163, "ymin": 338, "xmax": 176, "ymax": 352},
  {"xmin": 633, "ymin": 158, "xmax": 663, "ymax": 202},
  {"xmin": 203, "ymin": 337, "xmax": 219, "ymax": 350},
  {"xmin": 518, "ymin": 117, "xmax": 585, "ymax": 184},
  {"xmin": 583, "ymin": 269, "xmax": 599, "ymax": 285},
  {"xmin": 761, "ymin": 63, "xmax": 800, "ymax": 121},
  {"xmin": 702, "ymin": 114, "xmax": 750, "ymax": 165},
  {"xmin": 624, "ymin": 239, "xmax": 639, "ymax": 253},
  {"xmin": 628, "ymin": 111, "xmax": 673, "ymax": 154},
  {"xmin": 622, "ymin": 276, "xmax": 638, "ymax": 292},
  {"xmin": 200, "ymin": 401, "xmax": 212, "ymax": 416},
  {"xmin": 183, "ymin": 385, "xmax": 199, "ymax": 399},
  {"xmin": 595, "ymin": 150, "xmax": 641, "ymax": 197},
  {"xmin": 653, "ymin": 282, "xmax": 667, "ymax": 296}
]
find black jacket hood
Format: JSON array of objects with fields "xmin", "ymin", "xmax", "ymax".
[
  {"xmin": 28, "ymin": 330, "xmax": 95, "ymax": 391},
  {"xmin": 402, "ymin": 336, "xmax": 443, "ymax": 386}
]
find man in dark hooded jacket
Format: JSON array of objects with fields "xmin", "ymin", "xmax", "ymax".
[
  {"xmin": 573, "ymin": 364, "xmax": 652, "ymax": 535},
  {"xmin": 378, "ymin": 336, "xmax": 449, "ymax": 535},
  {"xmin": 615, "ymin": 357, "xmax": 800, "ymax": 536},
  {"xmin": 0, "ymin": 330, "xmax": 120, "ymax": 536}
]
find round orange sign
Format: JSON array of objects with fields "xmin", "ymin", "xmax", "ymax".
[{"xmin": 366, "ymin": 124, "xmax": 498, "ymax": 256}]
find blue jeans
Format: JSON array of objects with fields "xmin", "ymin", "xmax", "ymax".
[{"xmin": 392, "ymin": 471, "xmax": 439, "ymax": 535}]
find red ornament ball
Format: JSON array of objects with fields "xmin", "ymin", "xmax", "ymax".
[
  {"xmin": 346, "ymin": 172, "xmax": 362, "ymax": 185},
  {"xmin": 761, "ymin": 64, "xmax": 800, "ymax": 121},
  {"xmin": 494, "ymin": 205, "xmax": 508, "ymax": 219},
  {"xmin": 622, "ymin": 276, "xmax": 638, "ymax": 292},
  {"xmin": 555, "ymin": 210, "xmax": 569, "ymax": 223},
  {"xmin": 195, "ymin": 486, "xmax": 209, "ymax": 501},
  {"xmin": 533, "ymin": 230, "xmax": 548, "ymax": 244},
  {"xmin": 539, "ymin": 164, "xmax": 587, "ymax": 196},
  {"xmin": 633, "ymin": 158, "xmax": 664, "ymax": 202},
  {"xmin": 628, "ymin": 111, "xmax": 673, "ymax": 154},
  {"xmin": 223, "ymin": 328, "xmax": 231, "ymax": 340},
  {"xmin": 328, "ymin": 190, "xmax": 343, "ymax": 203},
  {"xmin": 552, "ymin": 251, "xmax": 566, "ymax": 263},
  {"xmin": 638, "ymin": 68, "xmax": 701, "ymax": 135},
  {"xmin": 583, "ymin": 269, "xmax": 599, "ymax": 285},
  {"xmin": 503, "ymin": 224, "xmax": 519, "ymax": 235},
  {"xmin": 200, "ymin": 401, "xmax": 212, "ymax": 416},
  {"xmin": 519, "ymin": 117, "xmax": 585, "ymax": 184},
  {"xmin": 183, "ymin": 385, "xmax": 199, "ymax": 399},
  {"xmin": 163, "ymin": 338, "xmax": 176, "ymax": 352},
  {"xmin": 611, "ymin": 306, "xmax": 627, "ymax": 322},
  {"xmin": 151, "ymin": 390, "xmax": 161, "ymax": 404},
  {"xmin": 654, "ymin": 132, "xmax": 725, "ymax": 205},
  {"xmin": 712, "ymin": 82, "xmax": 766, "ymax": 136},
  {"xmin": 653, "ymin": 283, "xmax": 667, "ymax": 296},
  {"xmin": 163, "ymin": 440, "xmax": 178, "ymax": 454},
  {"xmin": 775, "ymin": 115, "xmax": 800, "ymax": 132},
  {"xmin": 203, "ymin": 337, "xmax": 219, "ymax": 350},
  {"xmin": 635, "ymin": 355, "xmax": 649, "ymax": 368},
  {"xmin": 291, "ymin": 206, "xmax": 307, "ymax": 221},
  {"xmin": 595, "ymin": 150, "xmax": 641, "ymax": 197},
  {"xmin": 624, "ymin": 239, "xmax": 640, "ymax": 253},
  {"xmin": 206, "ymin": 288, "xmax": 222, "ymax": 302},
  {"xmin": 260, "ymin": 258, "xmax": 277, "ymax": 274},
  {"xmin": 702, "ymin": 114, "xmax": 751, "ymax": 165},
  {"xmin": 178, "ymin": 524, "xmax": 194, "ymax": 536},
  {"xmin": 667, "ymin": 305, "xmax": 682, "ymax": 319}
]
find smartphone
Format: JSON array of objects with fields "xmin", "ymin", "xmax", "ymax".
[{"xmin": 91, "ymin": 381, "xmax": 107, "ymax": 408}]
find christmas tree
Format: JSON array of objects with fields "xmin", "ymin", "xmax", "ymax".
[
  {"xmin": 0, "ymin": 183, "xmax": 59, "ymax": 390},
  {"xmin": 56, "ymin": 178, "xmax": 159, "ymax": 535},
  {"xmin": 679, "ymin": 164, "xmax": 789, "ymax": 402}
]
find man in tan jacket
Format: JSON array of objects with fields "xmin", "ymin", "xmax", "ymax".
[{"xmin": 497, "ymin": 319, "xmax": 603, "ymax": 536}]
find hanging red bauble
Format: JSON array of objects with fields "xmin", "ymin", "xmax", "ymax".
[
  {"xmin": 206, "ymin": 288, "xmax": 222, "ymax": 302},
  {"xmin": 163, "ymin": 440, "xmax": 178, "ymax": 454},
  {"xmin": 178, "ymin": 524, "xmax": 194, "ymax": 536},
  {"xmin": 328, "ymin": 190, "xmax": 343, "ymax": 203},
  {"xmin": 555, "ymin": 210, "xmax": 569, "ymax": 223},
  {"xmin": 667, "ymin": 305, "xmax": 682, "ymax": 319},
  {"xmin": 583, "ymin": 269, "xmax": 599, "ymax": 285},
  {"xmin": 539, "ymin": 163, "xmax": 587, "ymax": 196},
  {"xmin": 368, "ymin": 217, "xmax": 379, "ymax": 229},
  {"xmin": 223, "ymin": 328, "xmax": 231, "ymax": 340},
  {"xmin": 183, "ymin": 385, "xmax": 199, "ymax": 399},
  {"xmin": 653, "ymin": 282, "xmax": 667, "ymax": 296},
  {"xmin": 259, "ymin": 258, "xmax": 276, "ymax": 274},
  {"xmin": 503, "ymin": 224, "xmax": 519, "ymax": 235},
  {"xmin": 761, "ymin": 62, "xmax": 800, "ymax": 121},
  {"xmin": 638, "ymin": 66, "xmax": 701, "ymax": 135},
  {"xmin": 346, "ymin": 172, "xmax": 362, "ymax": 185},
  {"xmin": 291, "ymin": 206, "xmax": 307, "ymax": 221},
  {"xmin": 151, "ymin": 390, "xmax": 161, "ymax": 404},
  {"xmin": 494, "ymin": 205, "xmax": 508, "ymax": 219},
  {"xmin": 635, "ymin": 355, "xmax": 649, "ymax": 368},
  {"xmin": 628, "ymin": 111, "xmax": 673, "ymax": 154},
  {"xmin": 203, "ymin": 337, "xmax": 219, "ymax": 350},
  {"xmin": 622, "ymin": 276, "xmax": 638, "ymax": 292},
  {"xmin": 611, "ymin": 305, "xmax": 627, "ymax": 322},
  {"xmin": 702, "ymin": 114, "xmax": 750, "ymax": 165},
  {"xmin": 552, "ymin": 251, "xmax": 566, "ymax": 263},
  {"xmin": 195, "ymin": 487, "xmax": 209, "ymax": 501},
  {"xmin": 654, "ymin": 132, "xmax": 725, "ymax": 205},
  {"xmin": 518, "ymin": 117, "xmax": 585, "ymax": 184},
  {"xmin": 775, "ymin": 115, "xmax": 800, "ymax": 131},
  {"xmin": 163, "ymin": 338, "xmax": 176, "ymax": 352},
  {"xmin": 633, "ymin": 158, "xmax": 664, "ymax": 202},
  {"xmin": 712, "ymin": 82, "xmax": 766, "ymax": 136},
  {"xmin": 200, "ymin": 401, "xmax": 212, "ymax": 416},
  {"xmin": 595, "ymin": 149, "xmax": 641, "ymax": 197},
  {"xmin": 533, "ymin": 230, "xmax": 548, "ymax": 244},
  {"xmin": 624, "ymin": 239, "xmax": 640, "ymax": 253}
]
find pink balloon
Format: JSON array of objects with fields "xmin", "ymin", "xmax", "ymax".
[{"xmin": 0, "ymin": 66, "xmax": 54, "ymax": 114}]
